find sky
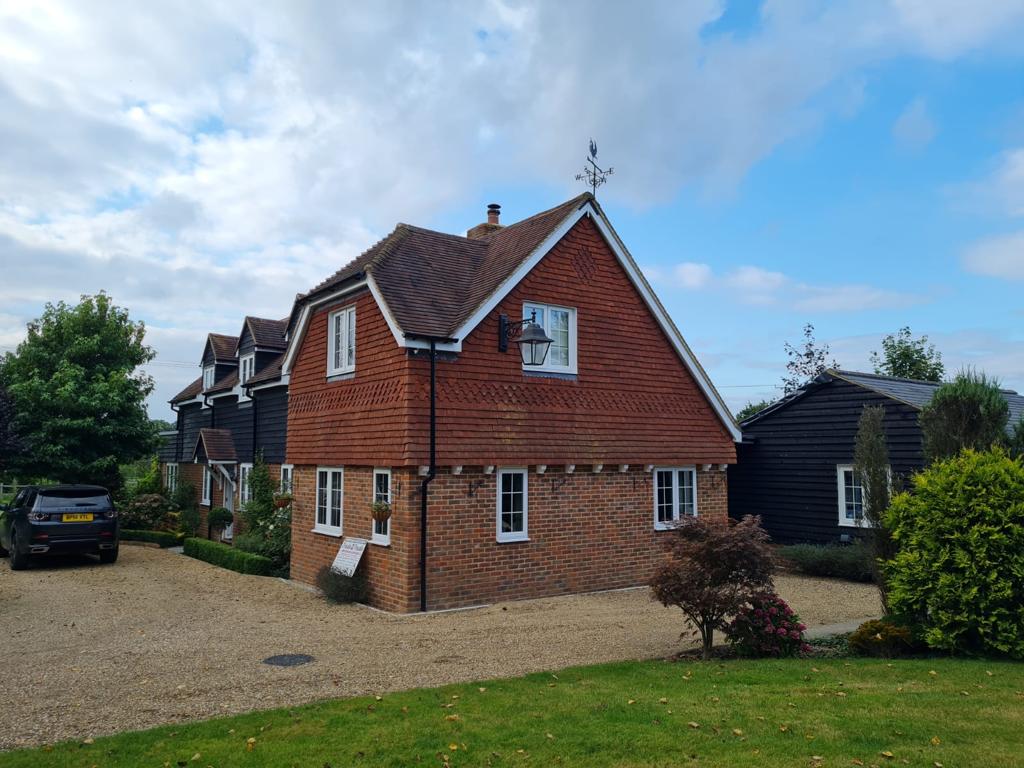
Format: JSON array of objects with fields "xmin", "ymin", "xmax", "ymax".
[{"xmin": 1, "ymin": 0, "xmax": 1023, "ymax": 422}]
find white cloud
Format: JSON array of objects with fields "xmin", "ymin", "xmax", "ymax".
[
  {"xmin": 673, "ymin": 262, "xmax": 714, "ymax": 289},
  {"xmin": 892, "ymin": 97, "xmax": 936, "ymax": 149},
  {"xmin": 963, "ymin": 231, "xmax": 1024, "ymax": 279}
]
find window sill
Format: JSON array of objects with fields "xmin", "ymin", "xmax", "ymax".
[
  {"xmin": 371, "ymin": 537, "xmax": 390, "ymax": 547},
  {"xmin": 312, "ymin": 528, "xmax": 343, "ymax": 538},
  {"xmin": 523, "ymin": 370, "xmax": 577, "ymax": 381},
  {"xmin": 326, "ymin": 371, "xmax": 355, "ymax": 382},
  {"xmin": 838, "ymin": 520, "xmax": 871, "ymax": 529},
  {"xmin": 496, "ymin": 535, "xmax": 530, "ymax": 544}
]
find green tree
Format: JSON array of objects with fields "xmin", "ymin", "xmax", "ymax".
[
  {"xmin": 0, "ymin": 384, "xmax": 22, "ymax": 474},
  {"xmin": 0, "ymin": 293, "xmax": 156, "ymax": 490},
  {"xmin": 782, "ymin": 323, "xmax": 837, "ymax": 394},
  {"xmin": 735, "ymin": 399, "xmax": 775, "ymax": 423},
  {"xmin": 853, "ymin": 405, "xmax": 896, "ymax": 610},
  {"xmin": 870, "ymin": 326, "xmax": 944, "ymax": 381},
  {"xmin": 1009, "ymin": 418, "xmax": 1024, "ymax": 460},
  {"xmin": 918, "ymin": 370, "xmax": 1009, "ymax": 463}
]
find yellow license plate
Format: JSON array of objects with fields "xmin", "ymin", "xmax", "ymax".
[{"xmin": 62, "ymin": 513, "xmax": 93, "ymax": 523}]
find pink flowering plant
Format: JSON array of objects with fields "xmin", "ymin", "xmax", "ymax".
[{"xmin": 724, "ymin": 592, "xmax": 810, "ymax": 657}]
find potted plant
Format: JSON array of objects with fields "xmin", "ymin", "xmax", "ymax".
[
  {"xmin": 370, "ymin": 501, "xmax": 392, "ymax": 523},
  {"xmin": 273, "ymin": 493, "xmax": 293, "ymax": 509},
  {"xmin": 207, "ymin": 506, "xmax": 233, "ymax": 536}
]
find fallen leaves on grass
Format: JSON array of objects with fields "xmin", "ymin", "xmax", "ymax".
[
  {"xmin": 246, "ymin": 738, "xmax": 256, "ymax": 752},
  {"xmin": 688, "ymin": 722, "xmax": 701, "ymax": 729}
]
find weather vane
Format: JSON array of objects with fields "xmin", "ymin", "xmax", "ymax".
[{"xmin": 576, "ymin": 138, "xmax": 613, "ymax": 197}]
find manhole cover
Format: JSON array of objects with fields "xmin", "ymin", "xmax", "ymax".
[{"xmin": 263, "ymin": 654, "xmax": 315, "ymax": 667}]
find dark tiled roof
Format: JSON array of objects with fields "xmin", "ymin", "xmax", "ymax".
[
  {"xmin": 300, "ymin": 193, "xmax": 592, "ymax": 338},
  {"xmin": 208, "ymin": 333, "xmax": 239, "ymax": 361},
  {"xmin": 170, "ymin": 376, "xmax": 203, "ymax": 404},
  {"xmin": 205, "ymin": 370, "xmax": 238, "ymax": 395},
  {"xmin": 241, "ymin": 316, "xmax": 287, "ymax": 350},
  {"xmin": 194, "ymin": 428, "xmax": 237, "ymax": 463},
  {"xmin": 246, "ymin": 353, "xmax": 284, "ymax": 386}
]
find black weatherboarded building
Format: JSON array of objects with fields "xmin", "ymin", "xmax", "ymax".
[{"xmin": 728, "ymin": 369, "xmax": 1024, "ymax": 544}]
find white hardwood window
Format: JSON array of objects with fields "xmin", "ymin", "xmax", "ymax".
[
  {"xmin": 201, "ymin": 466, "xmax": 212, "ymax": 506},
  {"xmin": 653, "ymin": 467, "xmax": 697, "ymax": 529},
  {"xmin": 837, "ymin": 465, "xmax": 868, "ymax": 528},
  {"xmin": 239, "ymin": 463, "xmax": 253, "ymax": 506},
  {"xmin": 327, "ymin": 306, "xmax": 356, "ymax": 376},
  {"xmin": 523, "ymin": 302, "xmax": 577, "ymax": 374},
  {"xmin": 165, "ymin": 463, "xmax": 178, "ymax": 493},
  {"xmin": 315, "ymin": 467, "xmax": 344, "ymax": 536},
  {"xmin": 280, "ymin": 464, "xmax": 294, "ymax": 494},
  {"xmin": 496, "ymin": 468, "xmax": 528, "ymax": 542},
  {"xmin": 239, "ymin": 353, "xmax": 255, "ymax": 385},
  {"xmin": 202, "ymin": 365, "xmax": 216, "ymax": 390},
  {"xmin": 372, "ymin": 468, "xmax": 391, "ymax": 546}
]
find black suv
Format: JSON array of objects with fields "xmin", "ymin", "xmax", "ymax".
[{"xmin": 0, "ymin": 485, "xmax": 119, "ymax": 570}]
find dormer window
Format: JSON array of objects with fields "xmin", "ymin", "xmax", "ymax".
[
  {"xmin": 239, "ymin": 353, "xmax": 255, "ymax": 385},
  {"xmin": 202, "ymin": 365, "xmax": 216, "ymax": 390},
  {"xmin": 523, "ymin": 303, "xmax": 576, "ymax": 374},
  {"xmin": 327, "ymin": 305, "xmax": 356, "ymax": 377}
]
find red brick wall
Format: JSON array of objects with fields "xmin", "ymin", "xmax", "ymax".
[{"xmin": 290, "ymin": 463, "xmax": 728, "ymax": 612}]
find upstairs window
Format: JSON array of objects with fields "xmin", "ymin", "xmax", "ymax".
[
  {"xmin": 239, "ymin": 353, "xmax": 255, "ymax": 385},
  {"xmin": 315, "ymin": 467, "xmax": 344, "ymax": 536},
  {"xmin": 523, "ymin": 303, "xmax": 576, "ymax": 373},
  {"xmin": 653, "ymin": 467, "xmax": 697, "ymax": 529},
  {"xmin": 327, "ymin": 306, "xmax": 356, "ymax": 376},
  {"xmin": 202, "ymin": 365, "xmax": 216, "ymax": 390}
]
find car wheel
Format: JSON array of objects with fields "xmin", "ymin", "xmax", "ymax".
[
  {"xmin": 99, "ymin": 546, "xmax": 119, "ymax": 564},
  {"xmin": 9, "ymin": 531, "xmax": 29, "ymax": 570}
]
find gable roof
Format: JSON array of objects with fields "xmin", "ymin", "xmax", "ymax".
[
  {"xmin": 236, "ymin": 316, "xmax": 288, "ymax": 353},
  {"xmin": 245, "ymin": 353, "xmax": 284, "ymax": 387},
  {"xmin": 205, "ymin": 370, "xmax": 238, "ymax": 395},
  {"xmin": 170, "ymin": 376, "xmax": 203, "ymax": 404},
  {"xmin": 742, "ymin": 368, "xmax": 1024, "ymax": 433},
  {"xmin": 193, "ymin": 428, "xmax": 237, "ymax": 463},
  {"xmin": 205, "ymin": 333, "xmax": 239, "ymax": 363}
]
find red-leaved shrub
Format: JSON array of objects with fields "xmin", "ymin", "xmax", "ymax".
[{"xmin": 725, "ymin": 592, "xmax": 810, "ymax": 657}]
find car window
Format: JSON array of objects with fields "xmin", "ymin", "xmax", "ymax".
[
  {"xmin": 35, "ymin": 492, "xmax": 111, "ymax": 509},
  {"xmin": 10, "ymin": 489, "xmax": 28, "ymax": 508}
]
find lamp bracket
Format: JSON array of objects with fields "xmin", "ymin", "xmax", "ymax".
[{"xmin": 498, "ymin": 310, "xmax": 538, "ymax": 353}]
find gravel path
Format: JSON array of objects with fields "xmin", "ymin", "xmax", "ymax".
[{"xmin": 0, "ymin": 544, "xmax": 880, "ymax": 750}]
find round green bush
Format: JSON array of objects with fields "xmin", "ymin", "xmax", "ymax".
[
  {"xmin": 316, "ymin": 565, "xmax": 367, "ymax": 604},
  {"xmin": 884, "ymin": 448, "xmax": 1024, "ymax": 658},
  {"xmin": 207, "ymin": 506, "xmax": 233, "ymax": 531}
]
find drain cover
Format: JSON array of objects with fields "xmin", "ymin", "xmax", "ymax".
[{"xmin": 263, "ymin": 654, "xmax": 315, "ymax": 667}]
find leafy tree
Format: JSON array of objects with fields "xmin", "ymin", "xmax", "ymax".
[
  {"xmin": 0, "ymin": 384, "xmax": 23, "ymax": 473},
  {"xmin": 884, "ymin": 448, "xmax": 1024, "ymax": 658},
  {"xmin": 0, "ymin": 293, "xmax": 155, "ymax": 490},
  {"xmin": 1009, "ymin": 418, "xmax": 1024, "ymax": 460},
  {"xmin": 782, "ymin": 323, "xmax": 837, "ymax": 394},
  {"xmin": 735, "ymin": 399, "xmax": 775, "ymax": 423},
  {"xmin": 919, "ymin": 370, "xmax": 1009, "ymax": 463},
  {"xmin": 870, "ymin": 326, "xmax": 944, "ymax": 381},
  {"xmin": 650, "ymin": 516, "xmax": 775, "ymax": 660},
  {"xmin": 853, "ymin": 405, "xmax": 896, "ymax": 610}
]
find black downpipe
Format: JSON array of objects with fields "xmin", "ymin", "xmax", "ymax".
[{"xmin": 419, "ymin": 340, "xmax": 436, "ymax": 612}]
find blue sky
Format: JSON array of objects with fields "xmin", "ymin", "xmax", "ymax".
[{"xmin": 1, "ymin": 1, "xmax": 1023, "ymax": 420}]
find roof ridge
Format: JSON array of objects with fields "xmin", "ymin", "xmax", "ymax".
[{"xmin": 833, "ymin": 368, "xmax": 1018, "ymax": 394}]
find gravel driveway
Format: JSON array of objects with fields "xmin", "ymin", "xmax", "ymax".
[{"xmin": 0, "ymin": 544, "xmax": 880, "ymax": 750}]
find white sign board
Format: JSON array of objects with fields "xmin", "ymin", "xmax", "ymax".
[{"xmin": 330, "ymin": 538, "xmax": 368, "ymax": 577}]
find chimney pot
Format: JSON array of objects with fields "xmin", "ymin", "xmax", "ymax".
[
  {"xmin": 467, "ymin": 203, "xmax": 504, "ymax": 239},
  {"xmin": 487, "ymin": 203, "xmax": 501, "ymax": 225}
]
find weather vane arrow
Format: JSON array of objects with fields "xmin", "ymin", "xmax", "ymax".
[{"xmin": 576, "ymin": 138, "xmax": 613, "ymax": 198}]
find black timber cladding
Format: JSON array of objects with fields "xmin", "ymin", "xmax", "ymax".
[
  {"xmin": 727, "ymin": 378, "xmax": 924, "ymax": 544},
  {"xmin": 175, "ymin": 403, "xmax": 211, "ymax": 463},
  {"xmin": 253, "ymin": 386, "xmax": 288, "ymax": 464}
]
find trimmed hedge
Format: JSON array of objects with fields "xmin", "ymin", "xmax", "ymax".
[
  {"xmin": 183, "ymin": 537, "xmax": 274, "ymax": 576},
  {"xmin": 121, "ymin": 529, "xmax": 185, "ymax": 548},
  {"xmin": 777, "ymin": 542, "xmax": 875, "ymax": 583}
]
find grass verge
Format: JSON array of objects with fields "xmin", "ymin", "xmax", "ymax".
[{"xmin": 2, "ymin": 658, "xmax": 1021, "ymax": 767}]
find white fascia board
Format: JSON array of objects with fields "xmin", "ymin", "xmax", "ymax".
[
  {"xmin": 281, "ymin": 280, "xmax": 368, "ymax": 375},
  {"xmin": 173, "ymin": 395, "xmax": 204, "ymax": 407},
  {"xmin": 208, "ymin": 385, "xmax": 242, "ymax": 401},
  {"xmin": 246, "ymin": 375, "xmax": 289, "ymax": 392},
  {"xmin": 586, "ymin": 210, "xmax": 742, "ymax": 442}
]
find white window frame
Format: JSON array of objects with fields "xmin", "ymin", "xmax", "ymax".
[
  {"xmin": 371, "ymin": 468, "xmax": 391, "ymax": 546},
  {"xmin": 239, "ymin": 353, "xmax": 255, "ymax": 385},
  {"xmin": 280, "ymin": 464, "xmax": 294, "ymax": 494},
  {"xmin": 166, "ymin": 463, "xmax": 178, "ymax": 493},
  {"xmin": 327, "ymin": 305, "xmax": 356, "ymax": 376},
  {"xmin": 201, "ymin": 466, "xmax": 212, "ymax": 506},
  {"xmin": 837, "ymin": 464, "xmax": 870, "ymax": 528},
  {"xmin": 653, "ymin": 466, "xmax": 697, "ymax": 530},
  {"xmin": 239, "ymin": 462, "xmax": 253, "ymax": 506},
  {"xmin": 523, "ymin": 302, "xmax": 577, "ymax": 374},
  {"xmin": 496, "ymin": 468, "xmax": 529, "ymax": 543},
  {"xmin": 202, "ymin": 365, "xmax": 216, "ymax": 390},
  {"xmin": 314, "ymin": 466, "xmax": 344, "ymax": 536}
]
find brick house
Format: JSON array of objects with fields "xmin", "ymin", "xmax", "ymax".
[
  {"xmin": 280, "ymin": 193, "xmax": 740, "ymax": 612},
  {"xmin": 158, "ymin": 318, "xmax": 291, "ymax": 538}
]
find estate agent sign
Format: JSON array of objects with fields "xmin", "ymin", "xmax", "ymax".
[{"xmin": 330, "ymin": 538, "xmax": 367, "ymax": 577}]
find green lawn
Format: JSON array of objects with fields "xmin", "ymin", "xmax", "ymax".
[{"xmin": 4, "ymin": 658, "xmax": 1022, "ymax": 767}]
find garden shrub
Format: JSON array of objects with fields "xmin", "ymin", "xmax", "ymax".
[
  {"xmin": 848, "ymin": 619, "xmax": 917, "ymax": 658},
  {"xmin": 316, "ymin": 565, "xmax": 367, "ymax": 604},
  {"xmin": 778, "ymin": 542, "xmax": 875, "ymax": 583},
  {"xmin": 884, "ymin": 448, "xmax": 1024, "ymax": 658},
  {"xmin": 183, "ymin": 537, "xmax": 274, "ymax": 576},
  {"xmin": 120, "ymin": 529, "xmax": 185, "ymax": 547},
  {"xmin": 121, "ymin": 493, "xmax": 176, "ymax": 531},
  {"xmin": 238, "ymin": 456, "xmax": 291, "ymax": 568},
  {"xmin": 207, "ymin": 506, "xmax": 233, "ymax": 532},
  {"xmin": 170, "ymin": 480, "xmax": 200, "ymax": 537},
  {"xmin": 650, "ymin": 516, "xmax": 775, "ymax": 659},
  {"xmin": 725, "ymin": 593, "xmax": 809, "ymax": 657}
]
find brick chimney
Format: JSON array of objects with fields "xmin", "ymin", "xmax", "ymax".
[{"xmin": 466, "ymin": 203, "xmax": 503, "ymax": 239}]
